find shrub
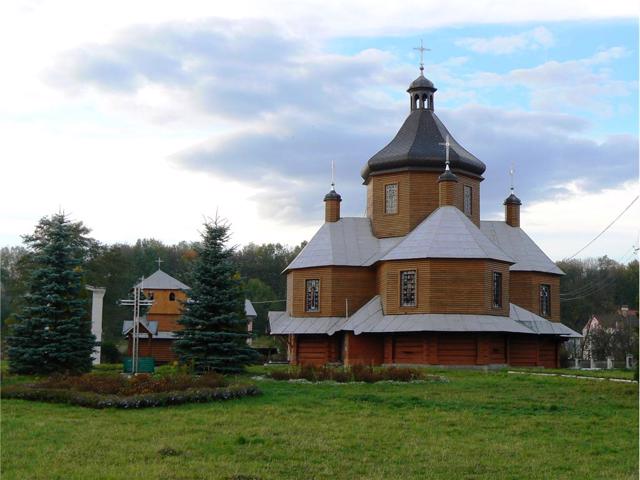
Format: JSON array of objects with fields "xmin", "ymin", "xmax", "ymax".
[
  {"xmin": 1, "ymin": 384, "xmax": 261, "ymax": 409},
  {"xmin": 100, "ymin": 343, "xmax": 122, "ymax": 364},
  {"xmin": 266, "ymin": 365, "xmax": 443, "ymax": 383}
]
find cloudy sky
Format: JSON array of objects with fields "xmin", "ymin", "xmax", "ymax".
[{"xmin": 1, "ymin": 0, "xmax": 638, "ymax": 262}]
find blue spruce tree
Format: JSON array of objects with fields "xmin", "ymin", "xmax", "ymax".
[
  {"xmin": 8, "ymin": 213, "xmax": 95, "ymax": 374},
  {"xmin": 174, "ymin": 218, "xmax": 259, "ymax": 373}
]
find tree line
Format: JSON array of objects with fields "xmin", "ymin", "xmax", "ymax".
[
  {"xmin": 556, "ymin": 256, "xmax": 638, "ymax": 330},
  {"xmin": 1, "ymin": 229, "xmax": 305, "ymax": 347}
]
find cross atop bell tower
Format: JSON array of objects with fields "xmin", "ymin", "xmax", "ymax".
[
  {"xmin": 408, "ymin": 40, "xmax": 437, "ymax": 111},
  {"xmin": 413, "ymin": 39, "xmax": 431, "ymax": 75}
]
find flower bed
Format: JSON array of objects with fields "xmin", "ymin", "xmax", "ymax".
[
  {"xmin": 2, "ymin": 384, "xmax": 260, "ymax": 409},
  {"xmin": 1, "ymin": 373, "xmax": 261, "ymax": 409},
  {"xmin": 267, "ymin": 365, "xmax": 447, "ymax": 383},
  {"xmin": 34, "ymin": 372, "xmax": 228, "ymax": 395}
]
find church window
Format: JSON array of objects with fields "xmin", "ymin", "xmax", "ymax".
[
  {"xmin": 492, "ymin": 272, "xmax": 502, "ymax": 308},
  {"xmin": 305, "ymin": 279, "xmax": 320, "ymax": 312},
  {"xmin": 385, "ymin": 183, "xmax": 398, "ymax": 214},
  {"xmin": 539, "ymin": 284, "xmax": 551, "ymax": 317},
  {"xmin": 422, "ymin": 94, "xmax": 428, "ymax": 109},
  {"xmin": 400, "ymin": 270, "xmax": 417, "ymax": 307},
  {"xmin": 463, "ymin": 185, "xmax": 472, "ymax": 216},
  {"xmin": 169, "ymin": 292, "xmax": 176, "ymax": 301}
]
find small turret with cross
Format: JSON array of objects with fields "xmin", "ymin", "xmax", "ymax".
[{"xmin": 408, "ymin": 40, "xmax": 437, "ymax": 111}]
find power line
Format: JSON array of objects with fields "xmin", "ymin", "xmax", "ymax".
[
  {"xmin": 559, "ymin": 248, "xmax": 637, "ymax": 302},
  {"xmin": 559, "ymin": 246, "xmax": 636, "ymax": 298},
  {"xmin": 564, "ymin": 195, "xmax": 639, "ymax": 261}
]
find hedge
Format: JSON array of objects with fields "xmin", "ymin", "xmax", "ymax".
[{"xmin": 1, "ymin": 384, "xmax": 261, "ymax": 409}]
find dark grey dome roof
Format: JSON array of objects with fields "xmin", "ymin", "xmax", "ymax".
[
  {"xmin": 408, "ymin": 74, "xmax": 435, "ymax": 90},
  {"xmin": 438, "ymin": 169, "xmax": 458, "ymax": 182},
  {"xmin": 504, "ymin": 193, "xmax": 522, "ymax": 205},
  {"xmin": 324, "ymin": 189, "xmax": 342, "ymax": 201},
  {"xmin": 361, "ymin": 109, "xmax": 486, "ymax": 180}
]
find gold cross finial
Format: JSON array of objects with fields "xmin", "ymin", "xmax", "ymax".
[{"xmin": 413, "ymin": 39, "xmax": 431, "ymax": 74}]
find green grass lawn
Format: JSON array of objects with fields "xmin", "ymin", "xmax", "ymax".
[
  {"xmin": 2, "ymin": 368, "xmax": 637, "ymax": 480},
  {"xmin": 508, "ymin": 367, "xmax": 637, "ymax": 380}
]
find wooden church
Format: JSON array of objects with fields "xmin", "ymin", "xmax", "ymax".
[
  {"xmin": 269, "ymin": 63, "xmax": 580, "ymax": 368},
  {"xmin": 122, "ymin": 269, "xmax": 257, "ymax": 364}
]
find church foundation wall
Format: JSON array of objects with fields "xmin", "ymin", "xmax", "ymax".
[{"xmin": 290, "ymin": 332, "xmax": 561, "ymax": 368}]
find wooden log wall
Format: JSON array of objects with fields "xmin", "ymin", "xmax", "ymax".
[
  {"xmin": 344, "ymin": 332, "xmax": 385, "ymax": 366},
  {"xmin": 144, "ymin": 289, "xmax": 186, "ymax": 316},
  {"xmin": 294, "ymin": 332, "xmax": 562, "ymax": 368},
  {"xmin": 510, "ymin": 272, "xmax": 561, "ymax": 321},
  {"xmin": 377, "ymin": 259, "xmax": 510, "ymax": 316},
  {"xmin": 128, "ymin": 337, "xmax": 176, "ymax": 364},
  {"xmin": 295, "ymin": 334, "xmax": 341, "ymax": 366},
  {"xmin": 366, "ymin": 170, "xmax": 481, "ymax": 238},
  {"xmin": 286, "ymin": 266, "xmax": 376, "ymax": 317}
]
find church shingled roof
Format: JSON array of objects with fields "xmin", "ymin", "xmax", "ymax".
[
  {"xmin": 269, "ymin": 297, "xmax": 582, "ymax": 337},
  {"xmin": 361, "ymin": 109, "xmax": 486, "ymax": 180},
  {"xmin": 480, "ymin": 221, "xmax": 564, "ymax": 275},
  {"xmin": 381, "ymin": 206, "xmax": 514, "ymax": 263}
]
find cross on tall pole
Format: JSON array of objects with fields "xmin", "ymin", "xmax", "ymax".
[
  {"xmin": 439, "ymin": 134, "xmax": 451, "ymax": 170},
  {"xmin": 331, "ymin": 160, "xmax": 335, "ymax": 191},
  {"xmin": 413, "ymin": 39, "xmax": 431, "ymax": 74},
  {"xmin": 118, "ymin": 277, "xmax": 154, "ymax": 375},
  {"xmin": 509, "ymin": 163, "xmax": 515, "ymax": 192}
]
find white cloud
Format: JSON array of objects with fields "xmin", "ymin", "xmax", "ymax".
[
  {"xmin": 520, "ymin": 180, "xmax": 639, "ymax": 261},
  {"xmin": 456, "ymin": 26, "xmax": 555, "ymax": 54},
  {"xmin": 0, "ymin": 1, "xmax": 636, "ymax": 261},
  {"xmin": 466, "ymin": 47, "xmax": 634, "ymax": 113}
]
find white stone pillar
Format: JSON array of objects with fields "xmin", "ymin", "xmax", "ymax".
[
  {"xmin": 626, "ymin": 354, "xmax": 634, "ymax": 369},
  {"xmin": 86, "ymin": 286, "xmax": 106, "ymax": 365},
  {"xmin": 606, "ymin": 356, "xmax": 614, "ymax": 370}
]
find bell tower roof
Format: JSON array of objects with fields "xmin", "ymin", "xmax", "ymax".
[{"xmin": 408, "ymin": 74, "xmax": 435, "ymax": 91}]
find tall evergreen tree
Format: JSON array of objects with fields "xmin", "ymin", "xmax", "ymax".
[
  {"xmin": 174, "ymin": 218, "xmax": 259, "ymax": 373},
  {"xmin": 7, "ymin": 213, "xmax": 95, "ymax": 374}
]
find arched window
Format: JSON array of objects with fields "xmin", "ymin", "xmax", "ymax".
[
  {"xmin": 169, "ymin": 292, "xmax": 176, "ymax": 301},
  {"xmin": 422, "ymin": 94, "xmax": 428, "ymax": 109},
  {"xmin": 414, "ymin": 95, "xmax": 420, "ymax": 110}
]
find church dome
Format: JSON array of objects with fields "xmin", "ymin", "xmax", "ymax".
[{"xmin": 361, "ymin": 109, "xmax": 486, "ymax": 180}]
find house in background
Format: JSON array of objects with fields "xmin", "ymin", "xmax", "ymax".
[
  {"xmin": 581, "ymin": 306, "xmax": 639, "ymax": 361},
  {"xmin": 269, "ymin": 66, "xmax": 581, "ymax": 368},
  {"xmin": 122, "ymin": 269, "xmax": 257, "ymax": 364}
]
